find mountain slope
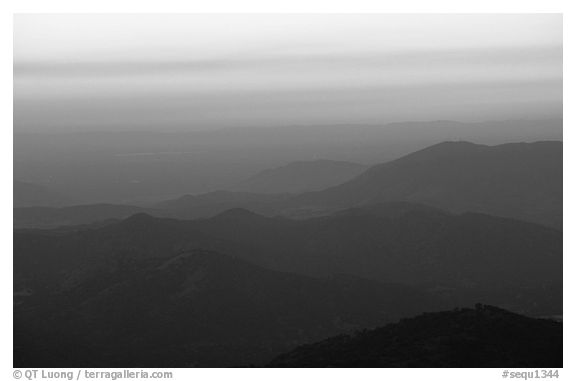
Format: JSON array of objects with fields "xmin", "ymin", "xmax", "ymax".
[
  {"xmin": 14, "ymin": 249, "xmax": 434, "ymax": 367},
  {"xmin": 15, "ymin": 204, "xmax": 562, "ymax": 316},
  {"xmin": 236, "ymin": 160, "xmax": 367, "ymax": 194},
  {"xmin": 290, "ymin": 141, "xmax": 562, "ymax": 228},
  {"xmin": 268, "ymin": 304, "xmax": 562, "ymax": 367},
  {"xmin": 188, "ymin": 204, "xmax": 561, "ymax": 292}
]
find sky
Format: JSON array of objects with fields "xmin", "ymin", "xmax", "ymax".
[{"xmin": 14, "ymin": 14, "xmax": 562, "ymax": 132}]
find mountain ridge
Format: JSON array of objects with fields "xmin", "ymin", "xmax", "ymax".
[
  {"xmin": 289, "ymin": 141, "xmax": 562, "ymax": 228},
  {"xmin": 268, "ymin": 304, "xmax": 563, "ymax": 367},
  {"xmin": 15, "ymin": 202, "xmax": 562, "ymax": 316}
]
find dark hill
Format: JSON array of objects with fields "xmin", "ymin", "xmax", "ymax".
[
  {"xmin": 14, "ymin": 249, "xmax": 434, "ymax": 367},
  {"xmin": 268, "ymin": 304, "xmax": 562, "ymax": 367}
]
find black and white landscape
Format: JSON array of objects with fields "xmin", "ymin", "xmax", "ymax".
[{"xmin": 14, "ymin": 14, "xmax": 562, "ymax": 368}]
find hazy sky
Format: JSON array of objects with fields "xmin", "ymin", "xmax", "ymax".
[{"xmin": 14, "ymin": 14, "xmax": 562, "ymax": 132}]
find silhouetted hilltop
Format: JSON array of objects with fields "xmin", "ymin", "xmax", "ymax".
[{"xmin": 268, "ymin": 304, "xmax": 562, "ymax": 367}]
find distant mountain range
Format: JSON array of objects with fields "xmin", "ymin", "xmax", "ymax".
[
  {"xmin": 268, "ymin": 304, "xmax": 562, "ymax": 367},
  {"xmin": 14, "ymin": 141, "xmax": 563, "ymax": 230},
  {"xmin": 14, "ymin": 191, "xmax": 288, "ymax": 229},
  {"xmin": 235, "ymin": 160, "xmax": 367, "ymax": 194},
  {"xmin": 14, "ymin": 119, "xmax": 563, "ymax": 202},
  {"xmin": 289, "ymin": 141, "xmax": 562, "ymax": 228}
]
